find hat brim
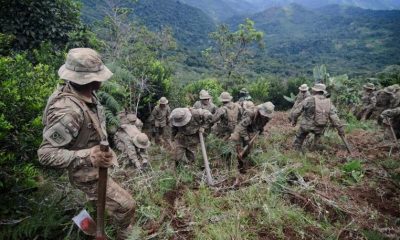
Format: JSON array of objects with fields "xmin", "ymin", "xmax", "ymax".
[
  {"xmin": 299, "ymin": 87, "xmax": 309, "ymax": 91},
  {"xmin": 363, "ymin": 85, "xmax": 375, "ymax": 90},
  {"xmin": 171, "ymin": 109, "xmax": 192, "ymax": 127},
  {"xmin": 311, "ymin": 87, "xmax": 327, "ymax": 94},
  {"xmin": 219, "ymin": 96, "xmax": 232, "ymax": 102},
  {"xmin": 160, "ymin": 101, "xmax": 169, "ymax": 104},
  {"xmin": 58, "ymin": 64, "xmax": 113, "ymax": 85},
  {"xmin": 258, "ymin": 109, "xmax": 274, "ymax": 118},
  {"xmin": 132, "ymin": 138, "xmax": 151, "ymax": 149},
  {"xmin": 199, "ymin": 96, "xmax": 212, "ymax": 100}
]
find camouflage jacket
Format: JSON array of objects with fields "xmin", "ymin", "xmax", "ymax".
[
  {"xmin": 193, "ymin": 101, "xmax": 217, "ymax": 114},
  {"xmin": 114, "ymin": 126, "xmax": 148, "ymax": 168},
  {"xmin": 212, "ymin": 102, "xmax": 241, "ymax": 132},
  {"xmin": 38, "ymin": 83, "xmax": 108, "ymax": 183},
  {"xmin": 149, "ymin": 104, "xmax": 171, "ymax": 127},
  {"xmin": 232, "ymin": 107, "xmax": 270, "ymax": 141},
  {"xmin": 172, "ymin": 108, "xmax": 212, "ymax": 140},
  {"xmin": 381, "ymin": 106, "xmax": 400, "ymax": 119},
  {"xmin": 375, "ymin": 90, "xmax": 393, "ymax": 108},
  {"xmin": 360, "ymin": 91, "xmax": 376, "ymax": 110},
  {"xmin": 293, "ymin": 91, "xmax": 311, "ymax": 108},
  {"xmin": 292, "ymin": 95, "xmax": 342, "ymax": 131}
]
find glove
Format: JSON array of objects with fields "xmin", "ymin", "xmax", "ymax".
[
  {"xmin": 337, "ymin": 126, "xmax": 345, "ymax": 137},
  {"xmin": 90, "ymin": 145, "xmax": 118, "ymax": 168}
]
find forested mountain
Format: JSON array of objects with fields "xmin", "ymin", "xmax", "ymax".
[
  {"xmin": 81, "ymin": 0, "xmax": 215, "ymax": 48},
  {"xmin": 179, "ymin": 0, "xmax": 400, "ymax": 21},
  {"xmin": 228, "ymin": 4, "xmax": 400, "ymax": 76}
]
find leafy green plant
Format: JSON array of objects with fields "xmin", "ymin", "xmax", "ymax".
[{"xmin": 342, "ymin": 160, "xmax": 364, "ymax": 183}]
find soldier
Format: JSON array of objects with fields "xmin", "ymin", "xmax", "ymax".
[
  {"xmin": 211, "ymin": 92, "xmax": 241, "ymax": 139},
  {"xmin": 291, "ymin": 83, "xmax": 345, "ymax": 151},
  {"xmin": 149, "ymin": 97, "xmax": 171, "ymax": 144},
  {"xmin": 230, "ymin": 102, "xmax": 275, "ymax": 172},
  {"xmin": 37, "ymin": 48, "xmax": 134, "ymax": 239},
  {"xmin": 372, "ymin": 85, "xmax": 396, "ymax": 123},
  {"xmin": 381, "ymin": 106, "xmax": 400, "ymax": 139},
  {"xmin": 237, "ymin": 88, "xmax": 253, "ymax": 107},
  {"xmin": 293, "ymin": 84, "xmax": 311, "ymax": 108},
  {"xmin": 118, "ymin": 111, "xmax": 144, "ymax": 130},
  {"xmin": 355, "ymin": 83, "xmax": 376, "ymax": 120},
  {"xmin": 114, "ymin": 119, "xmax": 151, "ymax": 171},
  {"xmin": 193, "ymin": 89, "xmax": 217, "ymax": 114},
  {"xmin": 170, "ymin": 108, "xmax": 212, "ymax": 167}
]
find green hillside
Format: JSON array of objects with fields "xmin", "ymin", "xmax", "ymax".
[
  {"xmin": 81, "ymin": 0, "xmax": 215, "ymax": 48},
  {"xmin": 228, "ymin": 4, "xmax": 400, "ymax": 76}
]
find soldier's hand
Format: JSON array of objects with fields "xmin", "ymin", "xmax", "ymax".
[
  {"xmin": 90, "ymin": 145, "xmax": 117, "ymax": 168},
  {"xmin": 199, "ymin": 127, "xmax": 205, "ymax": 133}
]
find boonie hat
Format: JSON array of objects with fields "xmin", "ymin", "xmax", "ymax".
[
  {"xmin": 58, "ymin": 48, "xmax": 113, "ymax": 85},
  {"xmin": 170, "ymin": 108, "xmax": 192, "ymax": 127},
  {"xmin": 219, "ymin": 92, "xmax": 233, "ymax": 102},
  {"xmin": 363, "ymin": 83, "xmax": 375, "ymax": 90},
  {"xmin": 257, "ymin": 102, "xmax": 275, "ymax": 118},
  {"xmin": 159, "ymin": 97, "xmax": 169, "ymax": 104},
  {"xmin": 299, "ymin": 84, "xmax": 309, "ymax": 91},
  {"xmin": 311, "ymin": 84, "xmax": 327, "ymax": 94},
  {"xmin": 132, "ymin": 133, "xmax": 151, "ymax": 149},
  {"xmin": 199, "ymin": 90, "xmax": 212, "ymax": 100}
]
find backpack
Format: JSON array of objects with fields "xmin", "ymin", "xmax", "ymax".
[
  {"xmin": 223, "ymin": 103, "xmax": 240, "ymax": 130},
  {"xmin": 314, "ymin": 96, "xmax": 331, "ymax": 126}
]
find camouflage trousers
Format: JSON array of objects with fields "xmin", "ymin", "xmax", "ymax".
[
  {"xmin": 174, "ymin": 134, "xmax": 199, "ymax": 166},
  {"xmin": 70, "ymin": 170, "xmax": 135, "ymax": 233},
  {"xmin": 153, "ymin": 126, "xmax": 168, "ymax": 144},
  {"xmin": 293, "ymin": 125, "xmax": 325, "ymax": 150}
]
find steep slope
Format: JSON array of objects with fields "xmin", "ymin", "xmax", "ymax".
[
  {"xmin": 81, "ymin": 0, "xmax": 215, "ymax": 48},
  {"xmin": 228, "ymin": 4, "xmax": 400, "ymax": 75}
]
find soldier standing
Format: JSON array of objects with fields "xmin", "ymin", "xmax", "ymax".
[
  {"xmin": 193, "ymin": 89, "xmax": 217, "ymax": 114},
  {"xmin": 170, "ymin": 108, "xmax": 212, "ymax": 168},
  {"xmin": 293, "ymin": 84, "xmax": 311, "ymax": 109},
  {"xmin": 211, "ymin": 92, "xmax": 241, "ymax": 139},
  {"xmin": 37, "ymin": 48, "xmax": 134, "ymax": 239},
  {"xmin": 114, "ymin": 119, "xmax": 151, "ymax": 171},
  {"xmin": 356, "ymin": 83, "xmax": 376, "ymax": 120},
  {"xmin": 291, "ymin": 84, "xmax": 345, "ymax": 151},
  {"xmin": 149, "ymin": 97, "xmax": 170, "ymax": 144},
  {"xmin": 230, "ymin": 102, "xmax": 275, "ymax": 172}
]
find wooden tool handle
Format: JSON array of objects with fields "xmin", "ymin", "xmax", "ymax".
[{"xmin": 96, "ymin": 141, "xmax": 109, "ymax": 239}]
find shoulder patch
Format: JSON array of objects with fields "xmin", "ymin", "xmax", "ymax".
[{"xmin": 43, "ymin": 114, "xmax": 80, "ymax": 147}]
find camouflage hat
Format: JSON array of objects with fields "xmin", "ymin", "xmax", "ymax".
[
  {"xmin": 311, "ymin": 83, "xmax": 327, "ymax": 94},
  {"xmin": 170, "ymin": 108, "xmax": 192, "ymax": 127},
  {"xmin": 199, "ymin": 90, "xmax": 212, "ymax": 100},
  {"xmin": 58, "ymin": 48, "xmax": 113, "ymax": 85},
  {"xmin": 126, "ymin": 113, "xmax": 137, "ymax": 122},
  {"xmin": 363, "ymin": 83, "xmax": 376, "ymax": 90},
  {"xmin": 257, "ymin": 102, "xmax": 275, "ymax": 118},
  {"xmin": 243, "ymin": 101, "xmax": 255, "ymax": 109},
  {"xmin": 239, "ymin": 88, "xmax": 249, "ymax": 94},
  {"xmin": 384, "ymin": 86, "xmax": 396, "ymax": 94},
  {"xmin": 132, "ymin": 133, "xmax": 151, "ymax": 149},
  {"xmin": 392, "ymin": 84, "xmax": 400, "ymax": 91},
  {"xmin": 299, "ymin": 84, "xmax": 309, "ymax": 91},
  {"xmin": 218, "ymin": 92, "xmax": 233, "ymax": 102},
  {"xmin": 159, "ymin": 97, "xmax": 168, "ymax": 104}
]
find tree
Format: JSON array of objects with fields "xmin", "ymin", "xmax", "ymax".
[
  {"xmin": 203, "ymin": 18, "xmax": 264, "ymax": 85},
  {"xmin": 0, "ymin": 0, "xmax": 81, "ymax": 50}
]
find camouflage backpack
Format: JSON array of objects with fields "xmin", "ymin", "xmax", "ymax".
[
  {"xmin": 223, "ymin": 102, "xmax": 240, "ymax": 130},
  {"xmin": 314, "ymin": 96, "xmax": 331, "ymax": 126}
]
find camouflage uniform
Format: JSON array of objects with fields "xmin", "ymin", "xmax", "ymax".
[
  {"xmin": 356, "ymin": 84, "xmax": 376, "ymax": 120},
  {"xmin": 149, "ymin": 97, "xmax": 171, "ymax": 143},
  {"xmin": 170, "ymin": 108, "xmax": 212, "ymax": 165},
  {"xmin": 119, "ymin": 111, "xmax": 143, "ymax": 130},
  {"xmin": 381, "ymin": 106, "xmax": 400, "ymax": 139},
  {"xmin": 372, "ymin": 86, "xmax": 395, "ymax": 122},
  {"xmin": 114, "ymin": 124, "xmax": 150, "ymax": 170},
  {"xmin": 193, "ymin": 90, "xmax": 217, "ymax": 114},
  {"xmin": 37, "ymin": 48, "xmax": 134, "ymax": 237},
  {"xmin": 211, "ymin": 92, "xmax": 242, "ymax": 138},
  {"xmin": 291, "ymin": 84, "xmax": 344, "ymax": 150},
  {"xmin": 293, "ymin": 87, "xmax": 311, "ymax": 109}
]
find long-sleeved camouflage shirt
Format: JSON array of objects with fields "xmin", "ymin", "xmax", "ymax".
[
  {"xmin": 360, "ymin": 90, "xmax": 376, "ymax": 111},
  {"xmin": 171, "ymin": 108, "xmax": 212, "ymax": 142},
  {"xmin": 231, "ymin": 107, "xmax": 270, "ymax": 141},
  {"xmin": 149, "ymin": 104, "xmax": 171, "ymax": 127},
  {"xmin": 38, "ymin": 83, "xmax": 108, "ymax": 183},
  {"xmin": 114, "ymin": 126, "xmax": 148, "ymax": 168},
  {"xmin": 293, "ymin": 91, "xmax": 311, "ymax": 109},
  {"xmin": 292, "ymin": 95, "xmax": 342, "ymax": 131},
  {"xmin": 212, "ymin": 102, "xmax": 241, "ymax": 133},
  {"xmin": 193, "ymin": 100, "xmax": 217, "ymax": 114}
]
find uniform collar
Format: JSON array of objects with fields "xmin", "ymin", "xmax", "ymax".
[{"xmin": 66, "ymin": 83, "xmax": 96, "ymax": 104}]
